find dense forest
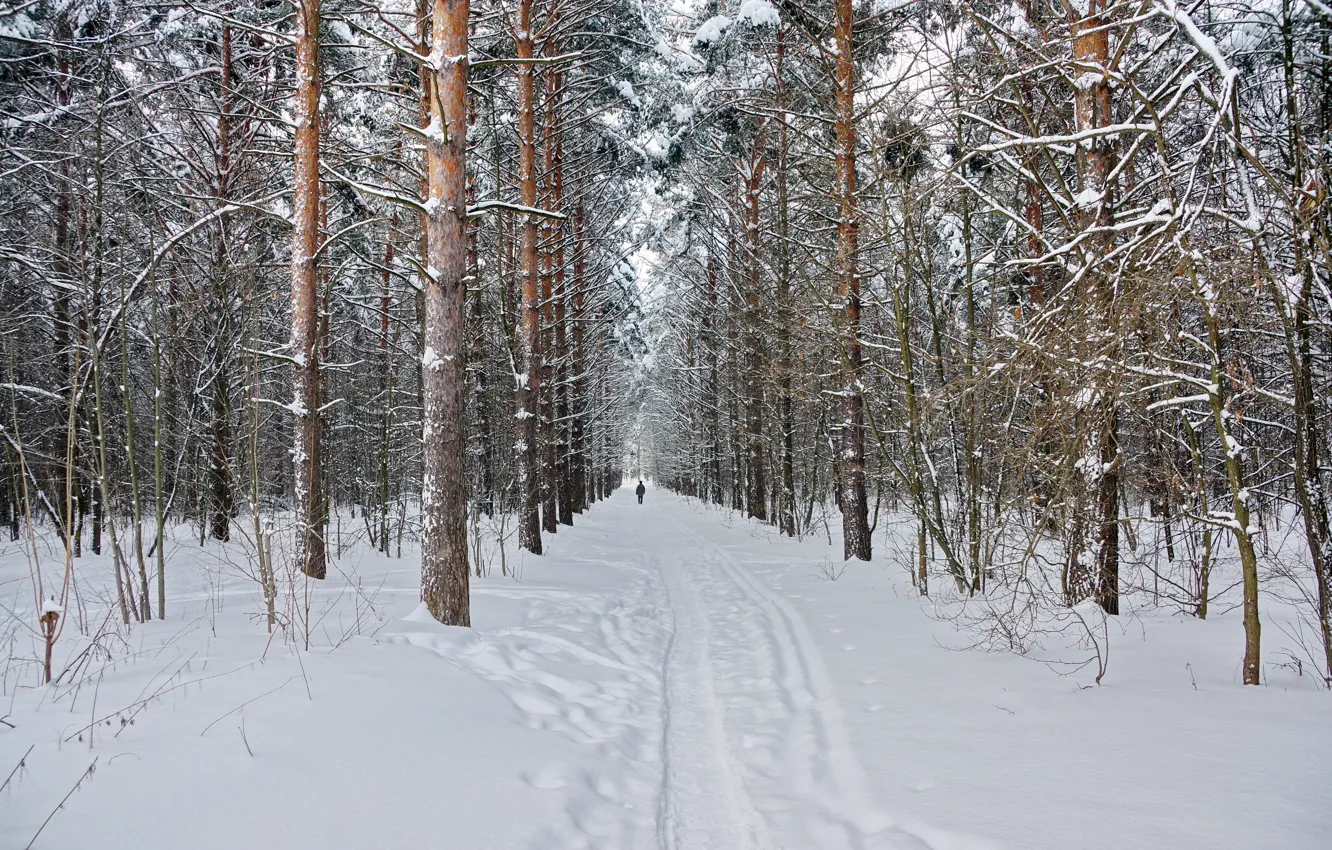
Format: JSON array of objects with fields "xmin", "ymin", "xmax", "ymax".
[{"xmin": 1, "ymin": 0, "xmax": 1329, "ymax": 690}]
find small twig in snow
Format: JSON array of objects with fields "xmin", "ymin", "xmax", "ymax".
[
  {"xmin": 1, "ymin": 744, "xmax": 33, "ymax": 794},
  {"xmin": 199, "ymin": 675, "xmax": 308, "ymax": 737},
  {"xmin": 25, "ymin": 758, "xmax": 96, "ymax": 850}
]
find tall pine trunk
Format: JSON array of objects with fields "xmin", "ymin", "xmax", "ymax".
[
  {"xmin": 515, "ymin": 0, "xmax": 543, "ymax": 554},
  {"xmin": 569, "ymin": 194, "xmax": 587, "ymax": 514},
  {"xmin": 833, "ymin": 0, "xmax": 871, "ymax": 561},
  {"xmin": 1065, "ymin": 0, "xmax": 1119, "ymax": 613},
  {"xmin": 539, "ymin": 52, "xmax": 559, "ymax": 535},
  {"xmin": 291, "ymin": 0, "xmax": 326, "ymax": 580},
  {"xmin": 743, "ymin": 144, "xmax": 767, "ymax": 522},
  {"xmin": 419, "ymin": 0, "xmax": 472, "ymax": 626},
  {"xmin": 547, "ymin": 57, "xmax": 572, "ymax": 528},
  {"xmin": 775, "ymin": 29, "xmax": 796, "ymax": 537}
]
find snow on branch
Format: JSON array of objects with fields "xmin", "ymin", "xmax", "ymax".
[
  {"xmin": 95, "ymin": 196, "xmax": 283, "ymax": 354},
  {"xmin": 470, "ymin": 52, "xmax": 585, "ymax": 69},
  {"xmin": 969, "ymin": 123, "xmax": 1158, "ymax": 158},
  {"xmin": 180, "ymin": 0, "xmax": 297, "ymax": 46},
  {"xmin": 0, "ymin": 383, "xmax": 64, "ymax": 403},
  {"xmin": 324, "ymin": 166, "xmax": 430, "ymax": 216},
  {"xmin": 1305, "ymin": 0, "xmax": 1332, "ymax": 18},
  {"xmin": 738, "ymin": 1, "xmax": 780, "ymax": 27},
  {"xmin": 1145, "ymin": 393, "xmax": 1213, "ymax": 413},
  {"xmin": 314, "ymin": 216, "xmax": 386, "ymax": 261},
  {"xmin": 467, "ymin": 199, "xmax": 567, "ymax": 221}
]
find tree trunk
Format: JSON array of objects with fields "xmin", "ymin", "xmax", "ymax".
[
  {"xmin": 547, "ymin": 58, "xmax": 572, "ymax": 528},
  {"xmin": 208, "ymin": 25, "xmax": 236, "ymax": 544},
  {"xmin": 52, "ymin": 23, "xmax": 77, "ymax": 557},
  {"xmin": 119, "ymin": 264, "xmax": 150, "ymax": 620},
  {"xmin": 569, "ymin": 194, "xmax": 587, "ymax": 514},
  {"xmin": 775, "ymin": 29, "xmax": 796, "ymax": 537},
  {"xmin": 1275, "ymin": 7, "xmax": 1332, "ymax": 680},
  {"xmin": 419, "ymin": 0, "xmax": 473, "ymax": 626},
  {"xmin": 1066, "ymin": 0, "xmax": 1120, "ymax": 613},
  {"xmin": 539, "ymin": 48, "xmax": 559, "ymax": 534},
  {"xmin": 515, "ymin": 0, "xmax": 543, "ymax": 554},
  {"xmin": 151, "ymin": 259, "xmax": 166, "ymax": 617},
  {"xmin": 833, "ymin": 0, "xmax": 871, "ymax": 561},
  {"xmin": 291, "ymin": 0, "xmax": 326, "ymax": 580},
  {"xmin": 379, "ymin": 217, "xmax": 397, "ymax": 551},
  {"xmin": 743, "ymin": 147, "xmax": 767, "ymax": 522},
  {"xmin": 705, "ymin": 252, "xmax": 723, "ymax": 505}
]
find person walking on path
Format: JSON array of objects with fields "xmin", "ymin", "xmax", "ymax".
[{"xmin": 636, "ymin": 480, "xmax": 646, "ymax": 504}]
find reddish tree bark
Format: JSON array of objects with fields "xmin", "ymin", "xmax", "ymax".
[
  {"xmin": 515, "ymin": 0, "xmax": 543, "ymax": 554},
  {"xmin": 1067, "ymin": 0, "xmax": 1120, "ymax": 614},
  {"xmin": 833, "ymin": 0, "xmax": 871, "ymax": 561},
  {"xmin": 539, "ymin": 50, "xmax": 558, "ymax": 535},
  {"xmin": 420, "ymin": 0, "xmax": 472, "ymax": 625},
  {"xmin": 542, "ymin": 48, "xmax": 572, "ymax": 528}
]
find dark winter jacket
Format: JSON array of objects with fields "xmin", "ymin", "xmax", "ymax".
[{"xmin": 635, "ymin": 482, "xmax": 646, "ymax": 496}]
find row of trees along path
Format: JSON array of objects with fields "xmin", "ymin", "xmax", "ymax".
[{"xmin": 1, "ymin": 0, "xmax": 1329, "ymax": 687}]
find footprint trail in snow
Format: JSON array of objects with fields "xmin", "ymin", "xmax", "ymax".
[{"xmin": 388, "ymin": 492, "xmax": 939, "ymax": 850}]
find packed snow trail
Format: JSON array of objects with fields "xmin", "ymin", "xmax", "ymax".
[
  {"xmin": 466, "ymin": 487, "xmax": 929, "ymax": 850},
  {"xmin": 668, "ymin": 533, "xmax": 896, "ymax": 848},
  {"xmin": 0, "ymin": 488, "xmax": 968, "ymax": 850},
  {"xmin": 6, "ymin": 486, "xmax": 1325, "ymax": 850},
  {"xmin": 655, "ymin": 548, "xmax": 764, "ymax": 850},
  {"xmin": 652, "ymin": 497, "xmax": 920, "ymax": 850}
]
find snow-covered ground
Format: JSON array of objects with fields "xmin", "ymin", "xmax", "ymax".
[{"xmin": 2, "ymin": 487, "xmax": 1327, "ymax": 849}]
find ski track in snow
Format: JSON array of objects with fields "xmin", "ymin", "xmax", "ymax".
[
  {"xmin": 667, "ymin": 513, "xmax": 930, "ymax": 850},
  {"xmin": 384, "ymin": 496, "xmax": 944, "ymax": 849},
  {"xmin": 656, "ymin": 547, "xmax": 765, "ymax": 850},
  {"xmin": 5, "ymin": 491, "xmax": 1325, "ymax": 850}
]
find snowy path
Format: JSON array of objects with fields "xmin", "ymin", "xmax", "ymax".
[
  {"xmin": 8, "ymin": 487, "xmax": 1325, "ymax": 850},
  {"xmin": 665, "ymin": 531, "xmax": 896, "ymax": 849},
  {"xmin": 655, "ymin": 546, "xmax": 762, "ymax": 850},
  {"xmin": 388, "ymin": 489, "xmax": 918, "ymax": 850},
  {"xmin": 522, "ymin": 491, "xmax": 915, "ymax": 850}
]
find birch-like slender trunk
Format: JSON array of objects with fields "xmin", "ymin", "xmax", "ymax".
[
  {"xmin": 118, "ymin": 260, "xmax": 150, "ymax": 619},
  {"xmin": 90, "ymin": 67, "xmax": 137, "ymax": 622},
  {"xmin": 1200, "ymin": 278, "xmax": 1261, "ymax": 684},
  {"xmin": 247, "ymin": 333, "xmax": 276, "ymax": 630},
  {"xmin": 150, "ymin": 246, "xmax": 166, "ymax": 618},
  {"xmin": 91, "ymin": 330, "xmax": 133, "ymax": 624}
]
